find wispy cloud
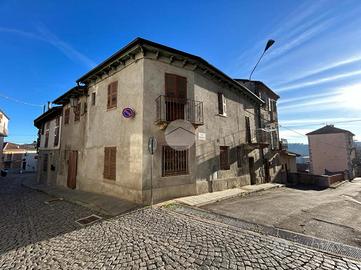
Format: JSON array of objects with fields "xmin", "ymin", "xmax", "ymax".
[
  {"xmin": 275, "ymin": 53, "xmax": 361, "ymax": 87},
  {"xmin": 277, "ymin": 69, "xmax": 361, "ymax": 92},
  {"xmin": 0, "ymin": 26, "xmax": 95, "ymax": 68},
  {"xmin": 278, "ymin": 91, "xmax": 340, "ymax": 105},
  {"xmin": 278, "ymin": 83, "xmax": 361, "ymax": 113}
]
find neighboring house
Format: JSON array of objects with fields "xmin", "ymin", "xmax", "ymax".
[
  {"xmin": 0, "ymin": 109, "xmax": 9, "ymax": 167},
  {"xmin": 34, "ymin": 37, "xmax": 282, "ymax": 204},
  {"xmin": 307, "ymin": 125, "xmax": 356, "ymax": 179},
  {"xmin": 2, "ymin": 142, "xmax": 37, "ymax": 173},
  {"xmin": 235, "ymin": 79, "xmax": 282, "ymax": 183},
  {"xmin": 34, "ymin": 106, "xmax": 62, "ymax": 185},
  {"xmin": 279, "ymin": 150, "xmax": 300, "ymax": 173}
]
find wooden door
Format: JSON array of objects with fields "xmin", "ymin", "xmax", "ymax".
[
  {"xmin": 249, "ymin": 157, "xmax": 256, "ymax": 185},
  {"xmin": 165, "ymin": 74, "xmax": 187, "ymax": 121},
  {"xmin": 67, "ymin": 150, "xmax": 77, "ymax": 189},
  {"xmin": 264, "ymin": 160, "xmax": 270, "ymax": 182}
]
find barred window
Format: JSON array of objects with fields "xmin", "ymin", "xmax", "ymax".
[{"xmin": 162, "ymin": 146, "xmax": 188, "ymax": 176}]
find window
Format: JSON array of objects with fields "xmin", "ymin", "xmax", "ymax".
[
  {"xmin": 43, "ymin": 154, "xmax": 48, "ymax": 172},
  {"xmin": 64, "ymin": 108, "xmax": 70, "ymax": 124},
  {"xmin": 41, "ymin": 123, "xmax": 45, "ymax": 135},
  {"xmin": 91, "ymin": 92, "xmax": 96, "ymax": 106},
  {"xmin": 83, "ymin": 102, "xmax": 87, "ymax": 114},
  {"xmin": 162, "ymin": 146, "xmax": 188, "ymax": 176},
  {"xmin": 74, "ymin": 103, "xmax": 81, "ymax": 121},
  {"xmin": 104, "ymin": 147, "xmax": 116, "ymax": 180},
  {"xmin": 54, "ymin": 117, "xmax": 60, "ymax": 147},
  {"xmin": 237, "ymin": 146, "xmax": 243, "ymax": 168},
  {"xmin": 245, "ymin": 116, "xmax": 251, "ymax": 143},
  {"xmin": 44, "ymin": 122, "xmax": 50, "ymax": 148},
  {"xmin": 220, "ymin": 146, "xmax": 230, "ymax": 170},
  {"xmin": 217, "ymin": 93, "xmax": 226, "ymax": 115},
  {"xmin": 107, "ymin": 81, "xmax": 118, "ymax": 109}
]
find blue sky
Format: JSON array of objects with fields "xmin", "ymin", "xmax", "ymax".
[{"xmin": 0, "ymin": 0, "xmax": 360, "ymax": 144}]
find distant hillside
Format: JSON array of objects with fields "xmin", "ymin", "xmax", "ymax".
[{"xmin": 288, "ymin": 143, "xmax": 309, "ymax": 156}]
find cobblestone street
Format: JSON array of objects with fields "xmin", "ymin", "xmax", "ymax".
[{"xmin": 1, "ymin": 175, "xmax": 361, "ymax": 269}]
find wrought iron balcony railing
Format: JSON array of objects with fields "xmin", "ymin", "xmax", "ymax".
[{"xmin": 155, "ymin": 95, "xmax": 204, "ymax": 126}]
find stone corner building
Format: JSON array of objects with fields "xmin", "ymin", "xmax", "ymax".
[{"xmin": 34, "ymin": 37, "xmax": 282, "ymax": 204}]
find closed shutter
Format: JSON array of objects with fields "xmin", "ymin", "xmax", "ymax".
[
  {"xmin": 104, "ymin": 147, "xmax": 116, "ymax": 180},
  {"xmin": 107, "ymin": 81, "xmax": 118, "ymax": 109},
  {"xmin": 217, "ymin": 93, "xmax": 226, "ymax": 115},
  {"xmin": 64, "ymin": 108, "xmax": 70, "ymax": 124},
  {"xmin": 177, "ymin": 76, "xmax": 187, "ymax": 99},
  {"xmin": 165, "ymin": 74, "xmax": 177, "ymax": 97},
  {"xmin": 220, "ymin": 146, "xmax": 230, "ymax": 170}
]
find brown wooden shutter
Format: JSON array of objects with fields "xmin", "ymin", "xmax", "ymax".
[
  {"xmin": 64, "ymin": 108, "xmax": 70, "ymax": 124},
  {"xmin": 177, "ymin": 76, "xmax": 187, "ymax": 99},
  {"xmin": 220, "ymin": 146, "xmax": 230, "ymax": 170},
  {"xmin": 109, "ymin": 147, "xmax": 116, "ymax": 180},
  {"xmin": 165, "ymin": 74, "xmax": 177, "ymax": 97},
  {"xmin": 107, "ymin": 81, "xmax": 118, "ymax": 109},
  {"xmin": 107, "ymin": 86, "xmax": 111, "ymax": 109},
  {"xmin": 218, "ymin": 93, "xmax": 224, "ymax": 115},
  {"xmin": 104, "ymin": 147, "xmax": 116, "ymax": 180}
]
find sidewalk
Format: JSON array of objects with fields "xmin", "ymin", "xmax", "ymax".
[
  {"xmin": 21, "ymin": 175, "xmax": 140, "ymax": 217},
  {"xmin": 175, "ymin": 183, "xmax": 284, "ymax": 207}
]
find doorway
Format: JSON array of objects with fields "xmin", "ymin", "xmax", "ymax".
[
  {"xmin": 249, "ymin": 157, "xmax": 256, "ymax": 185},
  {"xmin": 264, "ymin": 160, "xmax": 271, "ymax": 183},
  {"xmin": 67, "ymin": 150, "xmax": 78, "ymax": 189}
]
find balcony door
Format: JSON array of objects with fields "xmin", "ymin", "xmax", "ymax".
[{"xmin": 165, "ymin": 73, "xmax": 187, "ymax": 121}]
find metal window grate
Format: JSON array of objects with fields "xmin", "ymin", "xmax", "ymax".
[{"xmin": 162, "ymin": 146, "xmax": 188, "ymax": 176}]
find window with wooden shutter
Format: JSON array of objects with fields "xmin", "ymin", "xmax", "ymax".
[
  {"xmin": 217, "ymin": 93, "xmax": 226, "ymax": 115},
  {"xmin": 44, "ymin": 122, "xmax": 50, "ymax": 148},
  {"xmin": 104, "ymin": 147, "xmax": 116, "ymax": 180},
  {"xmin": 162, "ymin": 146, "xmax": 188, "ymax": 176},
  {"xmin": 54, "ymin": 117, "xmax": 60, "ymax": 147},
  {"xmin": 245, "ymin": 116, "xmax": 251, "ymax": 143},
  {"xmin": 91, "ymin": 92, "xmax": 96, "ymax": 106},
  {"xmin": 74, "ymin": 103, "xmax": 81, "ymax": 121},
  {"xmin": 107, "ymin": 81, "xmax": 118, "ymax": 109},
  {"xmin": 64, "ymin": 108, "xmax": 70, "ymax": 124},
  {"xmin": 220, "ymin": 146, "xmax": 230, "ymax": 170}
]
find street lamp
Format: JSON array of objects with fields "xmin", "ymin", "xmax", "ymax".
[{"xmin": 249, "ymin": 39, "xmax": 275, "ymax": 81}]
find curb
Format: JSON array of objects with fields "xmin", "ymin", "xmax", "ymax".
[{"xmin": 177, "ymin": 183, "xmax": 285, "ymax": 207}]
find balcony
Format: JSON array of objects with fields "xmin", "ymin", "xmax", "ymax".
[
  {"xmin": 245, "ymin": 128, "xmax": 270, "ymax": 150},
  {"xmin": 155, "ymin": 95, "xmax": 204, "ymax": 127}
]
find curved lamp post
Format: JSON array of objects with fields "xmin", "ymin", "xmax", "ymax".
[{"xmin": 249, "ymin": 39, "xmax": 275, "ymax": 81}]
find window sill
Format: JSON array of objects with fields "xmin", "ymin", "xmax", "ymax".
[
  {"xmin": 106, "ymin": 107, "xmax": 117, "ymax": 112},
  {"xmin": 217, "ymin": 113, "xmax": 228, "ymax": 118}
]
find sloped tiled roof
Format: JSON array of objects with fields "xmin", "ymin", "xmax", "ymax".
[{"xmin": 306, "ymin": 125, "xmax": 354, "ymax": 136}]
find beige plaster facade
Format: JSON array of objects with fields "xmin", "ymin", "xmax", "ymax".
[
  {"xmin": 36, "ymin": 38, "xmax": 282, "ymax": 204},
  {"xmin": 307, "ymin": 125, "xmax": 356, "ymax": 178}
]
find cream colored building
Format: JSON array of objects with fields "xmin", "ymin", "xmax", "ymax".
[
  {"xmin": 307, "ymin": 125, "xmax": 356, "ymax": 178},
  {"xmin": 34, "ymin": 106, "xmax": 62, "ymax": 184},
  {"xmin": 35, "ymin": 38, "xmax": 282, "ymax": 203}
]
